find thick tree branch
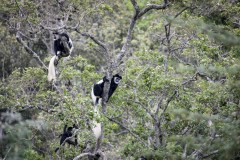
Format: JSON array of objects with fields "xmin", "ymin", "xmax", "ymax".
[
  {"xmin": 138, "ymin": 3, "xmax": 170, "ymax": 18},
  {"xmin": 130, "ymin": 0, "xmax": 140, "ymax": 14},
  {"xmin": 115, "ymin": 1, "xmax": 139, "ymax": 65},
  {"xmin": 116, "ymin": 0, "xmax": 170, "ymax": 67},
  {"xmin": 73, "ymin": 150, "xmax": 107, "ymax": 160},
  {"xmin": 73, "ymin": 153, "xmax": 95, "ymax": 160}
]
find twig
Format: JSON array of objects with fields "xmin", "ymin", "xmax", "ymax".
[
  {"xmin": 3, "ymin": 146, "xmax": 12, "ymax": 160},
  {"xmin": 159, "ymin": 90, "xmax": 178, "ymax": 120}
]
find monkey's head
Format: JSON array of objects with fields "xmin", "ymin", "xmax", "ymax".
[
  {"xmin": 113, "ymin": 74, "xmax": 122, "ymax": 84},
  {"xmin": 73, "ymin": 124, "xmax": 78, "ymax": 129},
  {"xmin": 60, "ymin": 33, "xmax": 70, "ymax": 41},
  {"xmin": 67, "ymin": 127, "xmax": 73, "ymax": 132}
]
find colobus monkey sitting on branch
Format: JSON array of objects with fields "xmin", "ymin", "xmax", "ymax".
[
  {"xmin": 53, "ymin": 33, "xmax": 73, "ymax": 65},
  {"xmin": 91, "ymin": 74, "xmax": 122, "ymax": 106},
  {"xmin": 48, "ymin": 33, "xmax": 73, "ymax": 82},
  {"xmin": 55, "ymin": 124, "xmax": 78, "ymax": 152},
  {"xmin": 90, "ymin": 74, "xmax": 121, "ymax": 140}
]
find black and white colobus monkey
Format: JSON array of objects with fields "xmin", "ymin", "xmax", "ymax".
[
  {"xmin": 53, "ymin": 33, "xmax": 73, "ymax": 64},
  {"xmin": 48, "ymin": 33, "xmax": 73, "ymax": 82},
  {"xmin": 91, "ymin": 74, "xmax": 122, "ymax": 106},
  {"xmin": 55, "ymin": 124, "xmax": 78, "ymax": 152},
  {"xmin": 90, "ymin": 74, "xmax": 122, "ymax": 140}
]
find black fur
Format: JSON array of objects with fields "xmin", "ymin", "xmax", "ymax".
[
  {"xmin": 53, "ymin": 33, "xmax": 73, "ymax": 65},
  {"xmin": 92, "ymin": 74, "xmax": 122, "ymax": 105},
  {"xmin": 55, "ymin": 124, "xmax": 78, "ymax": 152}
]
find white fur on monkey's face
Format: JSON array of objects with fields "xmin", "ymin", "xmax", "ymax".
[{"xmin": 114, "ymin": 77, "xmax": 121, "ymax": 84}]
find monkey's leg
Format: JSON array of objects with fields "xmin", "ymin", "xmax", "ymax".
[
  {"xmin": 54, "ymin": 52, "xmax": 62, "ymax": 66},
  {"xmin": 61, "ymin": 40, "xmax": 71, "ymax": 57},
  {"xmin": 66, "ymin": 140, "xmax": 76, "ymax": 146},
  {"xmin": 74, "ymin": 135, "xmax": 78, "ymax": 146}
]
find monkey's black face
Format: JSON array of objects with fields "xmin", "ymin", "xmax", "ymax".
[{"xmin": 114, "ymin": 77, "xmax": 121, "ymax": 84}]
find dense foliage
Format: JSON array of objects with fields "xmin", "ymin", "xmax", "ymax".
[{"xmin": 0, "ymin": 0, "xmax": 240, "ymax": 159}]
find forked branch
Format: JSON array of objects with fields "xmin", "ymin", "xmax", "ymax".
[{"xmin": 116, "ymin": 0, "xmax": 170, "ymax": 66}]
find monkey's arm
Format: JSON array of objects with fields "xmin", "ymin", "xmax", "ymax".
[
  {"xmin": 103, "ymin": 76, "xmax": 109, "ymax": 82},
  {"xmin": 66, "ymin": 139, "xmax": 77, "ymax": 146},
  {"xmin": 61, "ymin": 36, "xmax": 71, "ymax": 57},
  {"xmin": 63, "ymin": 125, "xmax": 67, "ymax": 133}
]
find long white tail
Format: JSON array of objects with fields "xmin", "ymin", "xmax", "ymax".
[
  {"xmin": 92, "ymin": 107, "xmax": 101, "ymax": 139},
  {"xmin": 48, "ymin": 56, "xmax": 56, "ymax": 82},
  {"xmin": 91, "ymin": 86, "xmax": 97, "ymax": 105},
  {"xmin": 92, "ymin": 121, "xmax": 101, "ymax": 139}
]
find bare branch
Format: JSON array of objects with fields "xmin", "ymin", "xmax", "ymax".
[
  {"xmin": 159, "ymin": 90, "xmax": 178, "ymax": 120},
  {"xmin": 73, "ymin": 153, "xmax": 95, "ymax": 160},
  {"xmin": 155, "ymin": 93, "xmax": 166, "ymax": 116},
  {"xmin": 182, "ymin": 72, "xmax": 198, "ymax": 86},
  {"xmin": 105, "ymin": 115, "xmax": 148, "ymax": 147},
  {"xmin": 134, "ymin": 101, "xmax": 154, "ymax": 119},
  {"xmin": 16, "ymin": 32, "xmax": 48, "ymax": 70},
  {"xmin": 19, "ymin": 106, "xmax": 56, "ymax": 114},
  {"xmin": 40, "ymin": 24, "xmax": 66, "ymax": 31},
  {"xmin": 138, "ymin": 3, "xmax": 170, "ymax": 19},
  {"xmin": 172, "ymin": 53, "xmax": 193, "ymax": 66},
  {"xmin": 115, "ymin": 2, "xmax": 139, "ymax": 65},
  {"xmin": 3, "ymin": 146, "xmax": 12, "ymax": 160},
  {"xmin": 130, "ymin": 0, "xmax": 140, "ymax": 14},
  {"xmin": 202, "ymin": 150, "xmax": 219, "ymax": 159},
  {"xmin": 174, "ymin": 6, "xmax": 189, "ymax": 18},
  {"xmin": 75, "ymin": 30, "xmax": 109, "ymax": 53},
  {"xmin": 163, "ymin": 6, "xmax": 189, "ymax": 72},
  {"xmin": 73, "ymin": 150, "xmax": 107, "ymax": 160},
  {"xmin": 116, "ymin": 0, "xmax": 170, "ymax": 67},
  {"xmin": 165, "ymin": 6, "xmax": 189, "ymax": 28},
  {"xmin": 182, "ymin": 144, "xmax": 188, "ymax": 159}
]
